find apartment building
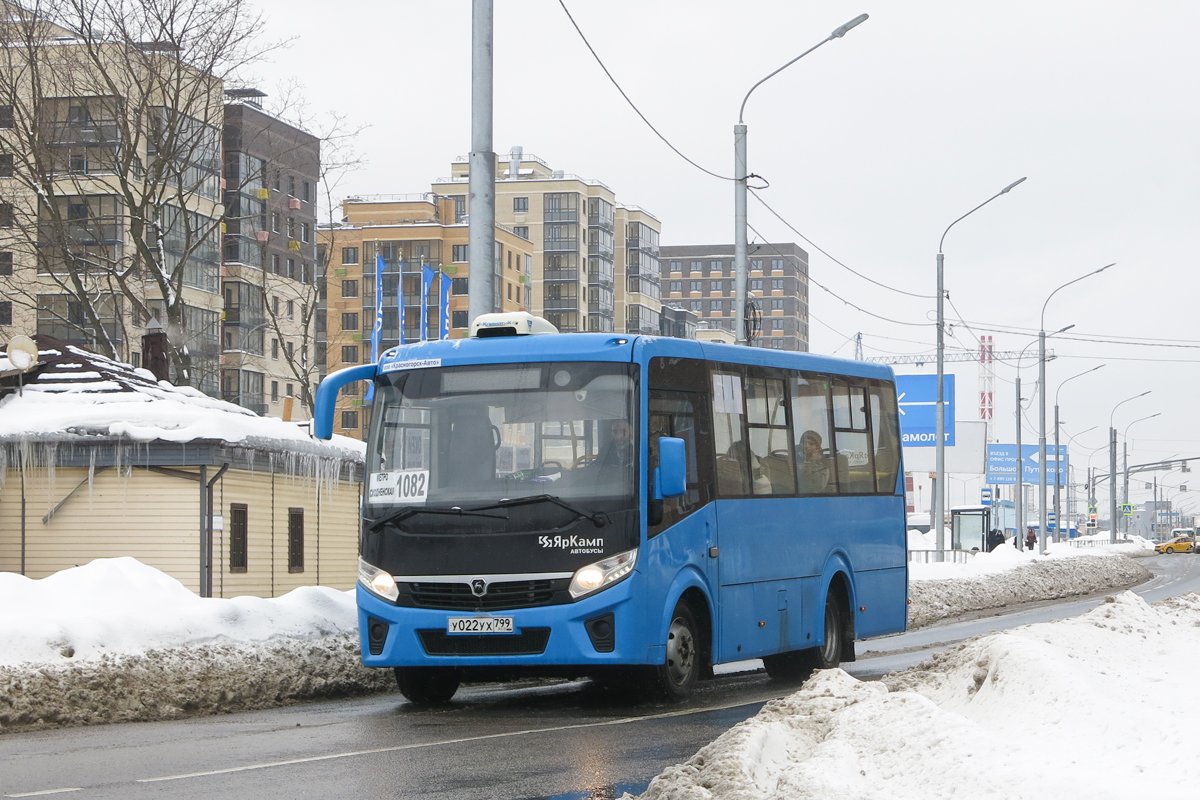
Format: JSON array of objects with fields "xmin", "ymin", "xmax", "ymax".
[
  {"xmin": 317, "ymin": 194, "xmax": 533, "ymax": 438},
  {"xmin": 658, "ymin": 243, "xmax": 810, "ymax": 351},
  {"xmin": 221, "ymin": 91, "xmax": 320, "ymax": 419},
  {"xmin": 431, "ymin": 149, "xmax": 664, "ymax": 336},
  {"xmin": 0, "ymin": 7, "xmax": 226, "ymax": 396}
]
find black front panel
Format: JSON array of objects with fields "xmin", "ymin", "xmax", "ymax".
[
  {"xmin": 418, "ymin": 628, "xmax": 551, "ymax": 656},
  {"xmin": 400, "ymin": 578, "xmax": 572, "ymax": 611}
]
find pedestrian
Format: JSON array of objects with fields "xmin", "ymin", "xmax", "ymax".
[
  {"xmin": 1026, "ymin": 527, "xmax": 1037, "ymax": 551},
  {"xmin": 987, "ymin": 528, "xmax": 1005, "ymax": 552}
]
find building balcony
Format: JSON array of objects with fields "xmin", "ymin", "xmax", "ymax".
[{"xmin": 543, "ymin": 239, "xmax": 579, "ymax": 253}]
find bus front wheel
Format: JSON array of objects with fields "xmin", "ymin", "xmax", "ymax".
[
  {"xmin": 394, "ymin": 667, "xmax": 460, "ymax": 705},
  {"xmin": 653, "ymin": 601, "xmax": 700, "ymax": 701}
]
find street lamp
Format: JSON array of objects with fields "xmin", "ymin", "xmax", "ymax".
[
  {"xmin": 1052, "ymin": 365, "xmax": 1105, "ymax": 542},
  {"xmin": 934, "ymin": 177, "xmax": 1026, "ymax": 558},
  {"xmin": 734, "ymin": 13, "xmax": 868, "ymax": 346},
  {"xmin": 1109, "ymin": 390, "xmax": 1151, "ymax": 543},
  {"xmin": 1013, "ymin": 327, "xmax": 1067, "ymax": 549},
  {"xmin": 1038, "ymin": 263, "xmax": 1113, "ymax": 553},
  {"xmin": 1121, "ymin": 412, "xmax": 1161, "ymax": 533}
]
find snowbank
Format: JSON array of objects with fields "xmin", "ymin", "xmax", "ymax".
[{"xmin": 635, "ymin": 591, "xmax": 1200, "ymax": 799}]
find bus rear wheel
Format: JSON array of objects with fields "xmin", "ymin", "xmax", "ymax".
[
  {"xmin": 763, "ymin": 594, "xmax": 845, "ymax": 682},
  {"xmin": 394, "ymin": 667, "xmax": 460, "ymax": 705},
  {"xmin": 652, "ymin": 601, "xmax": 700, "ymax": 701}
]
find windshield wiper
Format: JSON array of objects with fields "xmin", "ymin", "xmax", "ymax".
[
  {"xmin": 368, "ymin": 505, "xmax": 508, "ymax": 533},
  {"xmin": 470, "ymin": 494, "xmax": 610, "ymax": 528}
]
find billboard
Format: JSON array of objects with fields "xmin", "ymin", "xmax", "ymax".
[
  {"xmin": 896, "ymin": 374, "xmax": 955, "ymax": 447},
  {"xmin": 985, "ymin": 444, "xmax": 1067, "ymax": 485}
]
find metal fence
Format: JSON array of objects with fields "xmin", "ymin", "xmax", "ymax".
[{"xmin": 908, "ymin": 550, "xmax": 977, "ymax": 564}]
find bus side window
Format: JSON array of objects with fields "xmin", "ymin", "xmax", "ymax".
[
  {"xmin": 870, "ymin": 382, "xmax": 901, "ymax": 493},
  {"xmin": 832, "ymin": 381, "xmax": 875, "ymax": 494},
  {"xmin": 712, "ymin": 371, "xmax": 751, "ymax": 496},
  {"xmin": 648, "ymin": 389, "xmax": 711, "ymax": 536},
  {"xmin": 791, "ymin": 374, "xmax": 834, "ymax": 495},
  {"xmin": 746, "ymin": 374, "xmax": 794, "ymax": 495}
]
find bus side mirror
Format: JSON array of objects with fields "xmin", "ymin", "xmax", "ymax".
[{"xmin": 655, "ymin": 436, "xmax": 687, "ymax": 499}]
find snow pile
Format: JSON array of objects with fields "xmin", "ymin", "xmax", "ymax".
[
  {"xmin": 0, "ymin": 559, "xmax": 390, "ymax": 731},
  {"xmin": 908, "ymin": 536, "xmax": 1149, "ymax": 582},
  {"xmin": 635, "ymin": 591, "xmax": 1200, "ymax": 799},
  {"xmin": 908, "ymin": 554, "xmax": 1150, "ymax": 628}
]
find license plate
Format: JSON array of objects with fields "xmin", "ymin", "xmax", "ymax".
[{"xmin": 447, "ymin": 616, "xmax": 514, "ymax": 634}]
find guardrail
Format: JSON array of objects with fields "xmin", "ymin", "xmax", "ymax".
[
  {"xmin": 908, "ymin": 550, "xmax": 977, "ymax": 564},
  {"xmin": 1067, "ymin": 537, "xmax": 1136, "ymax": 548}
]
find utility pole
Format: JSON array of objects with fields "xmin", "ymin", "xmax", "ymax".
[
  {"xmin": 1109, "ymin": 426, "xmax": 1118, "ymax": 544},
  {"xmin": 1015, "ymin": 376, "xmax": 1023, "ymax": 549},
  {"xmin": 467, "ymin": 0, "xmax": 496, "ymax": 326}
]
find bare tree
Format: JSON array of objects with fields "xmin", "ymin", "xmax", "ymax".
[{"xmin": 0, "ymin": 0, "xmax": 275, "ymax": 391}]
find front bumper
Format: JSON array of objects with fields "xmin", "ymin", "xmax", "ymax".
[{"xmin": 356, "ymin": 574, "xmax": 649, "ymax": 668}]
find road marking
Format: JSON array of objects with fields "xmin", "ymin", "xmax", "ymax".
[
  {"xmin": 137, "ymin": 698, "xmax": 766, "ymax": 784},
  {"xmin": 6, "ymin": 790, "xmax": 82, "ymax": 798}
]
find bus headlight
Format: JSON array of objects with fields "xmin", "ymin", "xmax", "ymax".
[
  {"xmin": 358, "ymin": 557, "xmax": 399, "ymax": 602},
  {"xmin": 569, "ymin": 548, "xmax": 637, "ymax": 599}
]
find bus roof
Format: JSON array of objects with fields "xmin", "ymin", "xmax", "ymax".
[{"xmin": 374, "ymin": 333, "xmax": 895, "ymax": 382}]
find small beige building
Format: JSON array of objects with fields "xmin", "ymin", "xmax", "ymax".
[{"xmin": 0, "ymin": 337, "xmax": 364, "ymax": 597}]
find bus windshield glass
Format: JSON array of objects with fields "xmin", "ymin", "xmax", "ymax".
[{"xmin": 365, "ymin": 362, "xmax": 637, "ymax": 517}]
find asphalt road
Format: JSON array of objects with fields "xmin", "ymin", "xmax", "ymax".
[{"xmin": 3, "ymin": 552, "xmax": 1198, "ymax": 800}]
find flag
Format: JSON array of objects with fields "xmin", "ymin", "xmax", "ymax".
[
  {"xmin": 421, "ymin": 264, "xmax": 435, "ymax": 342},
  {"xmin": 397, "ymin": 253, "xmax": 405, "ymax": 345},
  {"xmin": 366, "ymin": 251, "xmax": 384, "ymax": 402},
  {"xmin": 439, "ymin": 272, "xmax": 451, "ymax": 340}
]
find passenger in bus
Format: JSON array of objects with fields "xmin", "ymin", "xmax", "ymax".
[
  {"xmin": 590, "ymin": 419, "xmax": 634, "ymax": 483},
  {"xmin": 444, "ymin": 405, "xmax": 496, "ymax": 486},
  {"xmin": 798, "ymin": 430, "xmax": 832, "ymax": 494}
]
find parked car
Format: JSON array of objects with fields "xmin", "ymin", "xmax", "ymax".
[{"xmin": 1155, "ymin": 535, "xmax": 1194, "ymax": 554}]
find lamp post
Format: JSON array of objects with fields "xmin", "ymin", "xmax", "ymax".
[
  {"xmin": 1109, "ymin": 391, "xmax": 1151, "ymax": 543},
  {"xmin": 734, "ymin": 13, "xmax": 868, "ymax": 346},
  {"xmin": 1122, "ymin": 412, "xmax": 1161, "ymax": 534},
  {"xmin": 934, "ymin": 178, "xmax": 1026, "ymax": 559},
  {"xmin": 1038, "ymin": 264, "xmax": 1113, "ymax": 553},
  {"xmin": 1053, "ymin": 365, "xmax": 1105, "ymax": 542}
]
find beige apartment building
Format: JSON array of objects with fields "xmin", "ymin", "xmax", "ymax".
[
  {"xmin": 431, "ymin": 149, "xmax": 664, "ymax": 335},
  {"xmin": 317, "ymin": 194, "xmax": 533, "ymax": 438}
]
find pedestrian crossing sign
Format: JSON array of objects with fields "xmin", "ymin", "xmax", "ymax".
[{"xmin": 1121, "ymin": 503, "xmax": 1134, "ymax": 516}]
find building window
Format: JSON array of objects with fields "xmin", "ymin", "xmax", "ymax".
[
  {"xmin": 341, "ymin": 410, "xmax": 359, "ymax": 429},
  {"xmin": 689, "ymin": 300, "xmax": 702, "ymax": 311},
  {"xmin": 286, "ymin": 383, "xmax": 293, "ymax": 398},
  {"xmin": 271, "ymin": 253, "xmax": 281, "ymax": 274},
  {"xmin": 271, "ymin": 381, "xmax": 279, "ymax": 401},
  {"xmin": 451, "ymin": 277, "xmax": 468, "ymax": 295},
  {"xmin": 0, "ymin": 203, "xmax": 13, "ymax": 227},
  {"xmin": 341, "ymin": 345, "xmax": 359, "ymax": 363},
  {"xmin": 272, "ymin": 170, "xmax": 280, "ymax": 191},
  {"xmin": 288, "ymin": 508, "xmax": 304, "ymax": 573},
  {"xmin": 0, "ymin": 251, "xmax": 11, "ymax": 276},
  {"xmin": 771, "ymin": 318, "xmax": 784, "ymax": 330},
  {"xmin": 771, "ymin": 259, "xmax": 784, "ymax": 271},
  {"xmin": 342, "ymin": 247, "xmax": 359, "ymax": 265},
  {"xmin": 689, "ymin": 261, "xmax": 702, "ymax": 274},
  {"xmin": 286, "ymin": 300, "xmax": 294, "ymax": 319},
  {"xmin": 0, "ymin": 106, "xmax": 12, "ymax": 128},
  {"xmin": 288, "ymin": 175, "xmax": 296, "ymax": 196},
  {"xmin": 709, "ymin": 260, "xmax": 722, "ymax": 275},
  {"xmin": 750, "ymin": 279, "xmax": 763, "ymax": 291},
  {"xmin": 771, "ymin": 299, "xmax": 784, "ymax": 311},
  {"xmin": 670, "ymin": 261, "xmax": 682, "ymax": 272},
  {"xmin": 229, "ymin": 503, "xmax": 248, "ymax": 573},
  {"xmin": 0, "ymin": 301, "xmax": 10, "ymax": 326},
  {"xmin": 452, "ymin": 310, "xmax": 468, "ymax": 329},
  {"xmin": 302, "ymin": 181, "xmax": 311, "ymax": 202},
  {"xmin": 271, "ymin": 212, "xmax": 280, "ymax": 232},
  {"xmin": 343, "ymin": 380, "xmax": 359, "ymax": 396},
  {"xmin": 512, "ymin": 225, "xmax": 529, "ymax": 239},
  {"xmin": 507, "ymin": 282, "xmax": 512, "ymax": 300},
  {"xmin": 286, "ymin": 341, "xmax": 294, "ymax": 359},
  {"xmin": 669, "ymin": 281, "xmax": 682, "ymax": 293},
  {"xmin": 689, "ymin": 281, "xmax": 702, "ymax": 293},
  {"xmin": 301, "ymin": 222, "xmax": 310, "ymax": 243},
  {"xmin": 0, "ymin": 154, "xmax": 12, "ymax": 178},
  {"xmin": 513, "ymin": 197, "xmax": 528, "ymax": 213},
  {"xmin": 710, "ymin": 300, "xmax": 724, "ymax": 313},
  {"xmin": 271, "ymin": 338, "xmax": 279, "ymax": 359},
  {"xmin": 341, "ymin": 312, "xmax": 359, "ymax": 331},
  {"xmin": 452, "ymin": 244, "xmax": 468, "ymax": 262},
  {"xmin": 341, "ymin": 279, "xmax": 359, "ymax": 298},
  {"xmin": 772, "ymin": 279, "xmax": 784, "ymax": 291},
  {"xmin": 287, "ymin": 217, "xmax": 295, "ymax": 239},
  {"xmin": 751, "ymin": 259, "xmax": 763, "ymax": 272}
]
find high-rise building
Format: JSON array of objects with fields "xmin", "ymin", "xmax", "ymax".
[
  {"xmin": 658, "ymin": 243, "xmax": 810, "ymax": 350},
  {"xmin": 317, "ymin": 194, "xmax": 533, "ymax": 438},
  {"xmin": 221, "ymin": 91, "xmax": 320, "ymax": 419},
  {"xmin": 431, "ymin": 149, "xmax": 663, "ymax": 336}
]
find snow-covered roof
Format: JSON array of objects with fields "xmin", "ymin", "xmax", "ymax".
[{"xmin": 0, "ymin": 339, "xmax": 364, "ymax": 462}]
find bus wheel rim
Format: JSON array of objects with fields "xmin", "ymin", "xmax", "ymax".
[
  {"xmin": 821, "ymin": 604, "xmax": 839, "ymax": 664},
  {"xmin": 666, "ymin": 617, "xmax": 694, "ymax": 685}
]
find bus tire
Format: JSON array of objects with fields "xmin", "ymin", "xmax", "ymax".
[
  {"xmin": 653, "ymin": 600, "xmax": 700, "ymax": 701},
  {"xmin": 808, "ymin": 594, "xmax": 845, "ymax": 670},
  {"xmin": 394, "ymin": 667, "xmax": 460, "ymax": 705},
  {"xmin": 762, "ymin": 649, "xmax": 809, "ymax": 683}
]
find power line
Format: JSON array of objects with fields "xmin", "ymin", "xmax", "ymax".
[
  {"xmin": 749, "ymin": 189, "xmax": 934, "ymax": 300},
  {"xmin": 557, "ymin": 0, "xmax": 733, "ymax": 182}
]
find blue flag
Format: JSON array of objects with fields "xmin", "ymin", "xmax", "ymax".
[
  {"xmin": 421, "ymin": 265, "xmax": 435, "ymax": 342},
  {"xmin": 397, "ymin": 254, "xmax": 405, "ymax": 346},
  {"xmin": 439, "ymin": 272, "xmax": 450, "ymax": 340},
  {"xmin": 366, "ymin": 251, "xmax": 385, "ymax": 403}
]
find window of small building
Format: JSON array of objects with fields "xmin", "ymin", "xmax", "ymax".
[
  {"xmin": 513, "ymin": 197, "xmax": 528, "ymax": 213},
  {"xmin": 0, "ymin": 203, "xmax": 13, "ymax": 227},
  {"xmin": 341, "ymin": 345, "xmax": 358, "ymax": 364},
  {"xmin": 0, "ymin": 106, "xmax": 13, "ymax": 128},
  {"xmin": 342, "ymin": 246, "xmax": 359, "ymax": 265},
  {"xmin": 341, "ymin": 312, "xmax": 358, "ymax": 331},
  {"xmin": 0, "ymin": 251, "xmax": 11, "ymax": 276},
  {"xmin": 229, "ymin": 503, "xmax": 248, "ymax": 573},
  {"xmin": 288, "ymin": 508, "xmax": 304, "ymax": 573},
  {"xmin": 341, "ymin": 279, "xmax": 358, "ymax": 298},
  {"xmin": 451, "ymin": 277, "xmax": 468, "ymax": 295},
  {"xmin": 271, "ymin": 381, "xmax": 279, "ymax": 401},
  {"xmin": 0, "ymin": 154, "xmax": 12, "ymax": 178},
  {"xmin": 341, "ymin": 410, "xmax": 359, "ymax": 430},
  {"xmin": 452, "ymin": 310, "xmax": 467, "ymax": 329}
]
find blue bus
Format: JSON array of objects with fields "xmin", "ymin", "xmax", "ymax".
[{"xmin": 314, "ymin": 313, "xmax": 907, "ymax": 703}]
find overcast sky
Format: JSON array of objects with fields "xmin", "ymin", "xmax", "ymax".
[{"xmin": 249, "ymin": 0, "xmax": 1199, "ymax": 515}]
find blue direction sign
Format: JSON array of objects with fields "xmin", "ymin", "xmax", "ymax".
[
  {"xmin": 896, "ymin": 374, "xmax": 955, "ymax": 447},
  {"xmin": 986, "ymin": 444, "xmax": 1068, "ymax": 485}
]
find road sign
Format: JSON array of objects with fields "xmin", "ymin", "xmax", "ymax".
[
  {"xmin": 896, "ymin": 374, "xmax": 955, "ymax": 448},
  {"xmin": 985, "ymin": 444, "xmax": 1067, "ymax": 485},
  {"xmin": 980, "ymin": 488, "xmax": 993, "ymax": 506},
  {"xmin": 1121, "ymin": 503, "xmax": 1134, "ymax": 516}
]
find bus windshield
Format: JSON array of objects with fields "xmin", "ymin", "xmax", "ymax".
[{"xmin": 365, "ymin": 362, "xmax": 637, "ymax": 521}]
